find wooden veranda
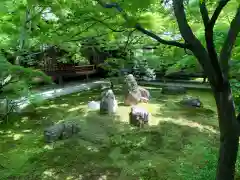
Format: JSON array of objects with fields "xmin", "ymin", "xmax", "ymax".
[{"xmin": 37, "ymin": 52, "xmax": 97, "ymax": 84}]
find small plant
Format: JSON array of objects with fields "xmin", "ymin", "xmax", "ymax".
[{"xmin": 132, "ymin": 58, "xmax": 156, "ymax": 81}]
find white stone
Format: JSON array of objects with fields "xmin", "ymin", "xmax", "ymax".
[{"xmin": 88, "ymin": 101, "xmax": 100, "ymax": 110}]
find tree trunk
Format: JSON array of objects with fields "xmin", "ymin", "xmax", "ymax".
[{"xmin": 214, "ymin": 83, "xmax": 239, "ymax": 180}]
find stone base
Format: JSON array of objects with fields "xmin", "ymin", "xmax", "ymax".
[{"xmin": 129, "ymin": 106, "xmax": 149, "ymax": 128}]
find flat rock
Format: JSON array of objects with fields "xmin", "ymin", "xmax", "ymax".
[{"xmin": 180, "ymin": 97, "xmax": 202, "ymax": 108}]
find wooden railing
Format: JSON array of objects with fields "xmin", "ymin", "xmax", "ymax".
[
  {"xmin": 41, "ymin": 64, "xmax": 96, "ymax": 75},
  {"xmin": 38, "ymin": 64, "xmax": 97, "ymax": 84},
  {"xmin": 75, "ymin": 65, "xmax": 96, "ymax": 73}
]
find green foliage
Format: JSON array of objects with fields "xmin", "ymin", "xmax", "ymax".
[
  {"xmin": 230, "ymin": 79, "xmax": 240, "ymax": 112},
  {"xmin": 0, "ymin": 56, "xmax": 51, "ymax": 98},
  {"xmin": 0, "ymin": 0, "xmax": 238, "ymax": 80},
  {"xmin": 0, "ymin": 53, "xmax": 51, "ymax": 120},
  {"xmin": 174, "ymin": 142, "xmax": 218, "ymax": 180},
  {"xmin": 98, "ymin": 57, "xmax": 125, "ymax": 76},
  {"xmin": 132, "ymin": 57, "xmax": 156, "ymax": 81}
]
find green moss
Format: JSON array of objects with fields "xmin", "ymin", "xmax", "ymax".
[{"xmin": 0, "ymin": 86, "xmax": 237, "ymax": 180}]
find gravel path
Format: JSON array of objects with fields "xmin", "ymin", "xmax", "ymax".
[{"xmin": 9, "ymin": 80, "xmax": 110, "ymax": 112}]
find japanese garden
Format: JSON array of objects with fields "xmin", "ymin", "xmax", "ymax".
[{"xmin": 0, "ymin": 0, "xmax": 240, "ymax": 179}]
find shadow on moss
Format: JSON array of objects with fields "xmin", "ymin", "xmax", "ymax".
[{"xmin": 0, "ymin": 86, "xmax": 222, "ymax": 180}]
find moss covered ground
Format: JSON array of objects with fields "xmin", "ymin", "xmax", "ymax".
[{"xmin": 1, "ymin": 85, "xmax": 240, "ymax": 180}]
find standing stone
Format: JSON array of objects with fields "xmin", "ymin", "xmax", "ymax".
[
  {"xmin": 100, "ymin": 89, "xmax": 118, "ymax": 114},
  {"xmin": 129, "ymin": 106, "xmax": 149, "ymax": 128},
  {"xmin": 124, "ymin": 74, "xmax": 139, "ymax": 93},
  {"xmin": 124, "ymin": 74, "xmax": 150, "ymax": 105}
]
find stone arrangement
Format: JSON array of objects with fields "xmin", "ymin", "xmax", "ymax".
[
  {"xmin": 124, "ymin": 74, "xmax": 150, "ymax": 105},
  {"xmin": 180, "ymin": 96, "xmax": 202, "ymax": 108},
  {"xmin": 94, "ymin": 74, "xmax": 204, "ymax": 129},
  {"xmin": 100, "ymin": 89, "xmax": 118, "ymax": 114},
  {"xmin": 129, "ymin": 106, "xmax": 149, "ymax": 128},
  {"xmin": 43, "ymin": 121, "xmax": 80, "ymax": 143}
]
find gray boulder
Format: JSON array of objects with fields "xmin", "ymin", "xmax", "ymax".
[
  {"xmin": 180, "ymin": 97, "xmax": 202, "ymax": 108},
  {"xmin": 100, "ymin": 89, "xmax": 118, "ymax": 114},
  {"xmin": 162, "ymin": 86, "xmax": 187, "ymax": 95},
  {"xmin": 43, "ymin": 121, "xmax": 80, "ymax": 143}
]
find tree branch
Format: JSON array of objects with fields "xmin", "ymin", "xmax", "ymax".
[
  {"xmin": 68, "ymin": 30, "xmax": 126, "ymax": 42},
  {"xmin": 209, "ymin": 0, "xmax": 230, "ymax": 29},
  {"xmin": 69, "ymin": 16, "xmax": 113, "ymax": 39},
  {"xmin": 199, "ymin": 0, "xmax": 209, "ymax": 28},
  {"xmin": 60, "ymin": 16, "xmax": 124, "ymax": 43},
  {"xmin": 135, "ymin": 24, "xmax": 190, "ymax": 48},
  {"xmin": 173, "ymin": 0, "xmax": 219, "ymax": 87},
  {"xmin": 95, "ymin": 0, "xmax": 190, "ymax": 49},
  {"xmin": 131, "ymin": 35, "xmax": 145, "ymax": 45},
  {"xmin": 91, "ymin": 17, "xmax": 126, "ymax": 32},
  {"xmin": 124, "ymin": 29, "xmax": 137, "ymax": 51},
  {"xmin": 220, "ymin": 7, "xmax": 240, "ymax": 76},
  {"xmin": 199, "ymin": 0, "xmax": 223, "ymax": 87},
  {"xmin": 26, "ymin": 7, "xmax": 46, "ymax": 23},
  {"xmin": 200, "ymin": 0, "xmax": 230, "ymax": 75}
]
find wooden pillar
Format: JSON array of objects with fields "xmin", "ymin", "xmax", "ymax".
[{"xmin": 58, "ymin": 76, "xmax": 63, "ymax": 86}]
